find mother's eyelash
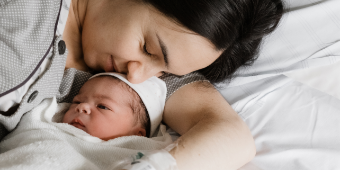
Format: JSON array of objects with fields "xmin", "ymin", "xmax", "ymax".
[
  {"xmin": 143, "ymin": 43, "xmax": 152, "ymax": 56},
  {"xmin": 72, "ymin": 101, "xmax": 80, "ymax": 104}
]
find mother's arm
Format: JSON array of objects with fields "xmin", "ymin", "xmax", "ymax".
[{"xmin": 163, "ymin": 81, "xmax": 256, "ymax": 170}]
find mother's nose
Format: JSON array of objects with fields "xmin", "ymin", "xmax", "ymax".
[
  {"xmin": 126, "ymin": 61, "xmax": 163, "ymax": 84},
  {"xmin": 75, "ymin": 103, "xmax": 91, "ymax": 115}
]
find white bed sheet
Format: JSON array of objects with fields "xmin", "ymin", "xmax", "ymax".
[
  {"xmin": 239, "ymin": 78, "xmax": 340, "ymax": 170},
  {"xmin": 233, "ymin": 61, "xmax": 340, "ymax": 170},
  {"xmin": 285, "ymin": 60, "xmax": 340, "ymax": 100},
  {"xmin": 224, "ymin": 0, "xmax": 340, "ymax": 88},
  {"xmin": 215, "ymin": 0, "xmax": 340, "ymax": 169}
]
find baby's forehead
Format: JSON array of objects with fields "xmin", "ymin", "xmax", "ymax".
[
  {"xmin": 88, "ymin": 75, "xmax": 140, "ymax": 101},
  {"xmin": 102, "ymin": 76, "xmax": 135, "ymax": 92},
  {"xmin": 87, "ymin": 75, "xmax": 125, "ymax": 87}
]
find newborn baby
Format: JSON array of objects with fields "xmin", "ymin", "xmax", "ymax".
[
  {"xmin": 0, "ymin": 72, "xmax": 173, "ymax": 169},
  {"xmin": 62, "ymin": 72, "xmax": 166, "ymax": 140}
]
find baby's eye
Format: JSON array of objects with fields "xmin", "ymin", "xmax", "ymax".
[{"xmin": 97, "ymin": 105, "xmax": 110, "ymax": 110}]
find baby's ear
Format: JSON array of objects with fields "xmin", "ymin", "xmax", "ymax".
[{"xmin": 135, "ymin": 127, "xmax": 146, "ymax": 137}]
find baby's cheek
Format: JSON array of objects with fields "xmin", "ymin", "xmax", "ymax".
[
  {"xmin": 87, "ymin": 120, "xmax": 118, "ymax": 140},
  {"xmin": 62, "ymin": 110, "xmax": 73, "ymax": 123}
]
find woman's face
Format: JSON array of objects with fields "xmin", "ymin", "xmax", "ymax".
[{"xmin": 82, "ymin": 0, "xmax": 222, "ymax": 83}]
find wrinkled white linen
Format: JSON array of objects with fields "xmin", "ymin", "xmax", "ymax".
[
  {"xmin": 225, "ymin": 0, "xmax": 340, "ymax": 88},
  {"xmin": 240, "ymin": 78, "xmax": 340, "ymax": 170},
  {"xmin": 217, "ymin": 0, "xmax": 340, "ymax": 169},
  {"xmin": 0, "ymin": 97, "xmax": 173, "ymax": 170},
  {"xmin": 285, "ymin": 60, "xmax": 340, "ymax": 100}
]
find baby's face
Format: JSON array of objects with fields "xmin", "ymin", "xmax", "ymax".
[{"xmin": 63, "ymin": 76, "xmax": 145, "ymax": 141}]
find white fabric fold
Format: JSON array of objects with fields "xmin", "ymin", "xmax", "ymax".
[{"xmin": 0, "ymin": 97, "xmax": 173, "ymax": 170}]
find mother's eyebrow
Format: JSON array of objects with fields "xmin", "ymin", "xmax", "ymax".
[{"xmin": 156, "ymin": 33, "xmax": 169, "ymax": 68}]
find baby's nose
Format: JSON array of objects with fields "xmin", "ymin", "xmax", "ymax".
[{"xmin": 76, "ymin": 103, "xmax": 91, "ymax": 115}]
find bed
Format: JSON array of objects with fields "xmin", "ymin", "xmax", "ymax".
[
  {"xmin": 1, "ymin": 0, "xmax": 339, "ymax": 169},
  {"xmin": 216, "ymin": 0, "xmax": 340, "ymax": 169}
]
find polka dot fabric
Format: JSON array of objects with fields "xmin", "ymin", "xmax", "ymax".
[
  {"xmin": 0, "ymin": 0, "xmax": 61, "ymax": 97},
  {"xmin": 0, "ymin": 35, "xmax": 67, "ymax": 140},
  {"xmin": 160, "ymin": 72, "xmax": 208, "ymax": 101},
  {"xmin": 57, "ymin": 68, "xmax": 92, "ymax": 103}
]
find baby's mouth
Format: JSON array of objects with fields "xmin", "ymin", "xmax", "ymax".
[{"xmin": 70, "ymin": 118, "xmax": 85, "ymax": 130}]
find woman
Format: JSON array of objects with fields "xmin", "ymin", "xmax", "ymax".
[{"xmin": 0, "ymin": 0, "xmax": 283, "ymax": 169}]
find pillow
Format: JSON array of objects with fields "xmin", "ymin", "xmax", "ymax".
[{"xmin": 225, "ymin": 0, "xmax": 340, "ymax": 87}]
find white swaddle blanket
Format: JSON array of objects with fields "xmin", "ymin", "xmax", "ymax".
[{"xmin": 0, "ymin": 97, "xmax": 173, "ymax": 170}]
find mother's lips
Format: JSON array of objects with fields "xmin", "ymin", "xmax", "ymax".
[
  {"xmin": 111, "ymin": 56, "xmax": 119, "ymax": 72},
  {"xmin": 106, "ymin": 55, "xmax": 119, "ymax": 72}
]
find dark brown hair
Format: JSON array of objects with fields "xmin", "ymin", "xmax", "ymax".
[{"xmin": 143, "ymin": 0, "xmax": 284, "ymax": 84}]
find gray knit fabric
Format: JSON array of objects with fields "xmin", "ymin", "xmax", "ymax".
[
  {"xmin": 57, "ymin": 68, "xmax": 93, "ymax": 103},
  {"xmin": 0, "ymin": 0, "xmax": 61, "ymax": 97},
  {"xmin": 0, "ymin": 0, "xmax": 12, "ymax": 7},
  {"xmin": 0, "ymin": 36, "xmax": 67, "ymax": 140},
  {"xmin": 0, "ymin": 0, "xmax": 63, "ymax": 140},
  {"xmin": 160, "ymin": 72, "xmax": 208, "ymax": 101}
]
